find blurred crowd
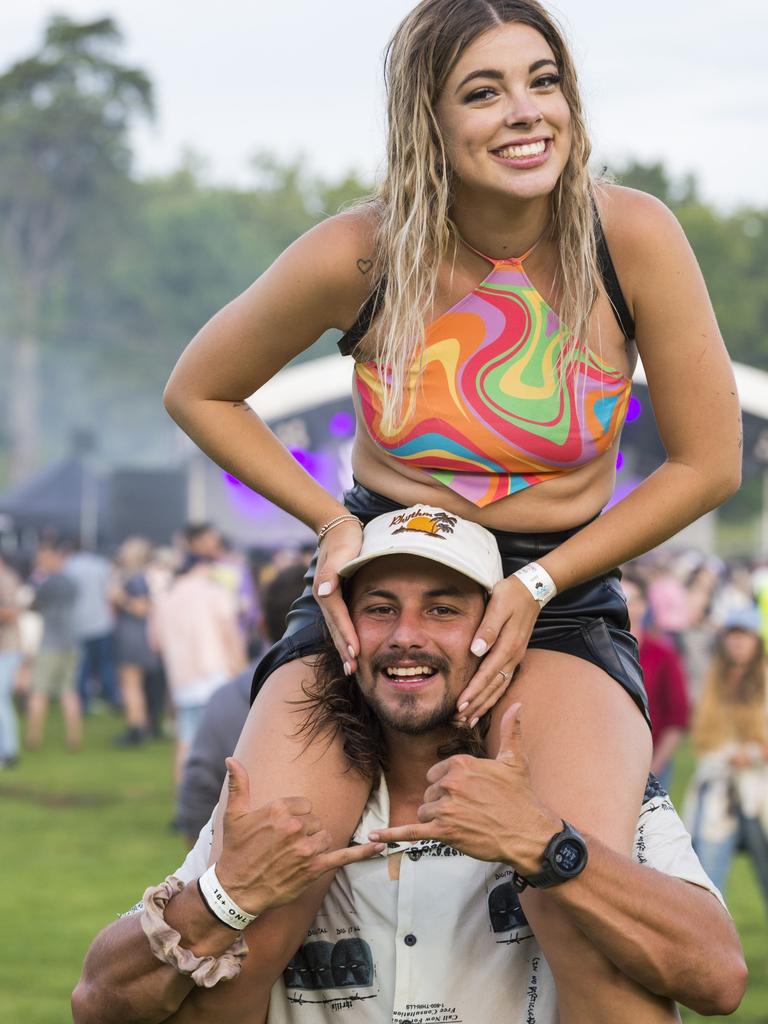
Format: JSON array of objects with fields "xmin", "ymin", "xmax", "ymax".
[
  {"xmin": 1, "ymin": 529, "xmax": 767, "ymax": 912},
  {"xmin": 0, "ymin": 523, "xmax": 309, "ymax": 774}
]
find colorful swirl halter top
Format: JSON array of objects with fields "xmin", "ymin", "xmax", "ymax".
[{"xmin": 354, "ymin": 235, "xmax": 632, "ymax": 508}]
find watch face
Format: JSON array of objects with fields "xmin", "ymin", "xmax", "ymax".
[{"xmin": 554, "ymin": 839, "xmax": 584, "ymax": 875}]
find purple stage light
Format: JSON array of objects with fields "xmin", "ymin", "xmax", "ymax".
[
  {"xmin": 625, "ymin": 395, "xmax": 642, "ymax": 423},
  {"xmin": 221, "ymin": 469, "xmax": 269, "ymax": 517},
  {"xmin": 290, "ymin": 448, "xmax": 318, "ymax": 477},
  {"xmin": 328, "ymin": 410, "xmax": 355, "ymax": 438},
  {"xmin": 616, "ymin": 451, "xmax": 624, "ymax": 471}
]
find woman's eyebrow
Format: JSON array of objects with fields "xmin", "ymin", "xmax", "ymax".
[{"xmin": 455, "ymin": 58, "xmax": 558, "ymax": 93}]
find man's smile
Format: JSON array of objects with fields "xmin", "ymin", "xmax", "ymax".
[{"xmin": 380, "ymin": 663, "xmax": 440, "ymax": 690}]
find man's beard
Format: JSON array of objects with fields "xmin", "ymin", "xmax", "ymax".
[{"xmin": 360, "ymin": 652, "xmax": 463, "ymax": 736}]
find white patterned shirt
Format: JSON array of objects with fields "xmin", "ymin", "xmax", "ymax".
[{"xmin": 152, "ymin": 779, "xmax": 723, "ymax": 1024}]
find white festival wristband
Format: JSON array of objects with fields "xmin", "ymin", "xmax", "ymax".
[
  {"xmin": 198, "ymin": 864, "xmax": 258, "ymax": 931},
  {"xmin": 513, "ymin": 562, "xmax": 558, "ymax": 608}
]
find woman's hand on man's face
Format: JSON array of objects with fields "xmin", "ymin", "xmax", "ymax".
[
  {"xmin": 313, "ymin": 520, "xmax": 365, "ymax": 673},
  {"xmin": 454, "ymin": 576, "xmax": 541, "ymax": 726}
]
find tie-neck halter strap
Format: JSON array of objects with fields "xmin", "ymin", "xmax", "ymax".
[{"xmin": 455, "ymin": 224, "xmax": 550, "ymax": 266}]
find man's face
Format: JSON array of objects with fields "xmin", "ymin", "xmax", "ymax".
[{"xmin": 348, "ymin": 555, "xmax": 486, "ymax": 735}]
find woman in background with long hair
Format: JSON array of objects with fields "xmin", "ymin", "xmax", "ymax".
[{"xmin": 685, "ymin": 607, "xmax": 768, "ymax": 911}]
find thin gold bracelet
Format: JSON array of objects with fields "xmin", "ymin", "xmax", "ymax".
[{"xmin": 317, "ymin": 514, "xmax": 364, "ymax": 542}]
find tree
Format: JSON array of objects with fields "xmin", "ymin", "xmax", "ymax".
[{"xmin": 0, "ymin": 15, "xmax": 153, "ymax": 481}]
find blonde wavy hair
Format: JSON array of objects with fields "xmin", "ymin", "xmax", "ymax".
[
  {"xmin": 692, "ymin": 632, "xmax": 767, "ymax": 753},
  {"xmin": 359, "ymin": 0, "xmax": 603, "ymax": 427}
]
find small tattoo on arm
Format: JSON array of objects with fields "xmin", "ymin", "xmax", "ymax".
[
  {"xmin": 232, "ymin": 401, "xmax": 249, "ymax": 409},
  {"xmin": 356, "ymin": 258, "xmax": 373, "ymax": 275}
]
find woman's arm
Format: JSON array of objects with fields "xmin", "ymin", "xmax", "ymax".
[
  {"xmin": 539, "ymin": 186, "xmax": 741, "ymax": 587},
  {"xmin": 162, "ymin": 209, "xmax": 374, "ymax": 534},
  {"xmin": 163, "ymin": 207, "xmax": 377, "ymax": 663}
]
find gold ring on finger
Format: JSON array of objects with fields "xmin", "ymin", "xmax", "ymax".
[{"xmin": 498, "ymin": 669, "xmax": 510, "ymax": 683}]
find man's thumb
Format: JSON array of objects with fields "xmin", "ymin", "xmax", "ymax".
[
  {"xmin": 495, "ymin": 703, "xmax": 524, "ymax": 766},
  {"xmin": 225, "ymin": 757, "xmax": 250, "ymax": 814}
]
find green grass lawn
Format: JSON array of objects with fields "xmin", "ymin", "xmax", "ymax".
[{"xmin": 1, "ymin": 711, "xmax": 766, "ymax": 1022}]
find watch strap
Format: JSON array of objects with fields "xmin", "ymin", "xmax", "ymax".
[{"xmin": 516, "ymin": 820, "xmax": 588, "ymax": 890}]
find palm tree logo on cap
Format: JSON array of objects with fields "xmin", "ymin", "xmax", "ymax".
[{"xmin": 391, "ymin": 510, "xmax": 457, "ymax": 538}]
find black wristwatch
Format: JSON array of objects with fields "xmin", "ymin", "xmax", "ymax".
[{"xmin": 512, "ymin": 820, "xmax": 588, "ymax": 891}]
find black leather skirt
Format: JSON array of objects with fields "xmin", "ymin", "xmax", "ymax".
[{"xmin": 251, "ymin": 482, "xmax": 650, "ymax": 728}]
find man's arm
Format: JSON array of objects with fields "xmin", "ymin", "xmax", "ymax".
[
  {"xmin": 539, "ymin": 814, "xmax": 744, "ymax": 1015},
  {"xmin": 72, "ymin": 883, "xmax": 235, "ymax": 1024},
  {"xmin": 73, "ymin": 761, "xmax": 384, "ymax": 1024},
  {"xmin": 370, "ymin": 705, "xmax": 747, "ymax": 1016}
]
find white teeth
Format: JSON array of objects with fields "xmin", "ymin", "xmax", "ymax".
[
  {"xmin": 495, "ymin": 140, "xmax": 547, "ymax": 159},
  {"xmin": 385, "ymin": 666, "xmax": 434, "ymax": 678}
]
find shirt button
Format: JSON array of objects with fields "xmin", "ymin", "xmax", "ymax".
[
  {"xmin": 404, "ymin": 933, "xmax": 417, "ymax": 947},
  {"xmin": 408, "ymin": 849, "xmax": 422, "ymax": 861}
]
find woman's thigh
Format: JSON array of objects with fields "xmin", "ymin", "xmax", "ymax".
[
  {"xmin": 212, "ymin": 654, "xmax": 371, "ymax": 867},
  {"xmin": 487, "ymin": 647, "xmax": 651, "ymax": 850},
  {"xmin": 198, "ymin": 658, "xmax": 372, "ymax": 1021}
]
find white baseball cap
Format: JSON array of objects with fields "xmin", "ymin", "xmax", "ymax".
[{"xmin": 338, "ymin": 505, "xmax": 503, "ymax": 595}]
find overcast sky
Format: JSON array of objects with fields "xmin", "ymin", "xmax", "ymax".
[{"xmin": 3, "ymin": 0, "xmax": 766, "ymax": 209}]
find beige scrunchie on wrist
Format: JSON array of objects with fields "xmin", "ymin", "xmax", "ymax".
[{"xmin": 140, "ymin": 876, "xmax": 249, "ymax": 988}]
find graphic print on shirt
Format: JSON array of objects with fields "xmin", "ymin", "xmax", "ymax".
[
  {"xmin": 283, "ymin": 926, "xmax": 380, "ymax": 1008},
  {"xmin": 392, "ymin": 1002, "xmax": 464, "ymax": 1023},
  {"xmin": 525, "ymin": 954, "xmax": 543, "ymax": 1024},
  {"xmin": 355, "ymin": 263, "xmax": 631, "ymax": 507},
  {"xmin": 486, "ymin": 866, "xmax": 534, "ymax": 945},
  {"xmin": 635, "ymin": 794, "xmax": 675, "ymax": 865}
]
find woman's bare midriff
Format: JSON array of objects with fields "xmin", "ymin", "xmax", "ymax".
[{"xmin": 351, "ymin": 419, "xmax": 619, "ymax": 533}]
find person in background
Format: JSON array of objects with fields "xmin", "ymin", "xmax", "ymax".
[
  {"xmin": 647, "ymin": 563, "xmax": 691, "ymax": 653},
  {"xmin": 0, "ymin": 553, "xmax": 23, "ymax": 768},
  {"xmin": 754, "ymin": 560, "xmax": 768, "ymax": 649},
  {"xmin": 680, "ymin": 559, "xmax": 721, "ymax": 702},
  {"xmin": 623, "ymin": 574, "xmax": 689, "ymax": 791},
  {"xmin": 110, "ymin": 537, "xmax": 160, "ymax": 747},
  {"xmin": 175, "ymin": 561, "xmax": 307, "ymax": 845},
  {"xmin": 64, "ymin": 542, "xmax": 120, "ymax": 714},
  {"xmin": 151, "ymin": 553, "xmax": 247, "ymax": 781},
  {"xmin": 183, "ymin": 522, "xmax": 224, "ymax": 562},
  {"xmin": 26, "ymin": 542, "xmax": 81, "ymax": 750},
  {"xmin": 684, "ymin": 606, "xmax": 768, "ymax": 912}
]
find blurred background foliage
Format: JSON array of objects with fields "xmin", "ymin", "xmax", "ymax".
[{"xmin": 0, "ymin": 16, "xmax": 766, "ymax": 496}]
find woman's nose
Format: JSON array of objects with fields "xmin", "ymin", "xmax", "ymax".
[{"xmin": 504, "ymin": 93, "xmax": 544, "ymax": 130}]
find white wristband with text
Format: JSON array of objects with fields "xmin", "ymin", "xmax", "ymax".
[
  {"xmin": 513, "ymin": 562, "xmax": 557, "ymax": 608},
  {"xmin": 198, "ymin": 864, "xmax": 258, "ymax": 931}
]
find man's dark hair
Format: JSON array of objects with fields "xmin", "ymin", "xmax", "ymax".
[
  {"xmin": 183, "ymin": 522, "xmax": 216, "ymax": 544},
  {"xmin": 293, "ymin": 631, "xmax": 489, "ymax": 783}
]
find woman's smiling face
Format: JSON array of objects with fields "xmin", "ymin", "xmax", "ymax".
[{"xmin": 436, "ymin": 21, "xmax": 572, "ymax": 203}]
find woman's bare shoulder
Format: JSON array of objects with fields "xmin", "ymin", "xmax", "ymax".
[
  {"xmin": 595, "ymin": 183, "xmax": 687, "ymax": 259},
  {"xmin": 594, "ymin": 183, "xmax": 695, "ymax": 304},
  {"xmin": 596, "ymin": 182, "xmax": 681, "ymax": 248},
  {"xmin": 292, "ymin": 203, "xmax": 381, "ymax": 329}
]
